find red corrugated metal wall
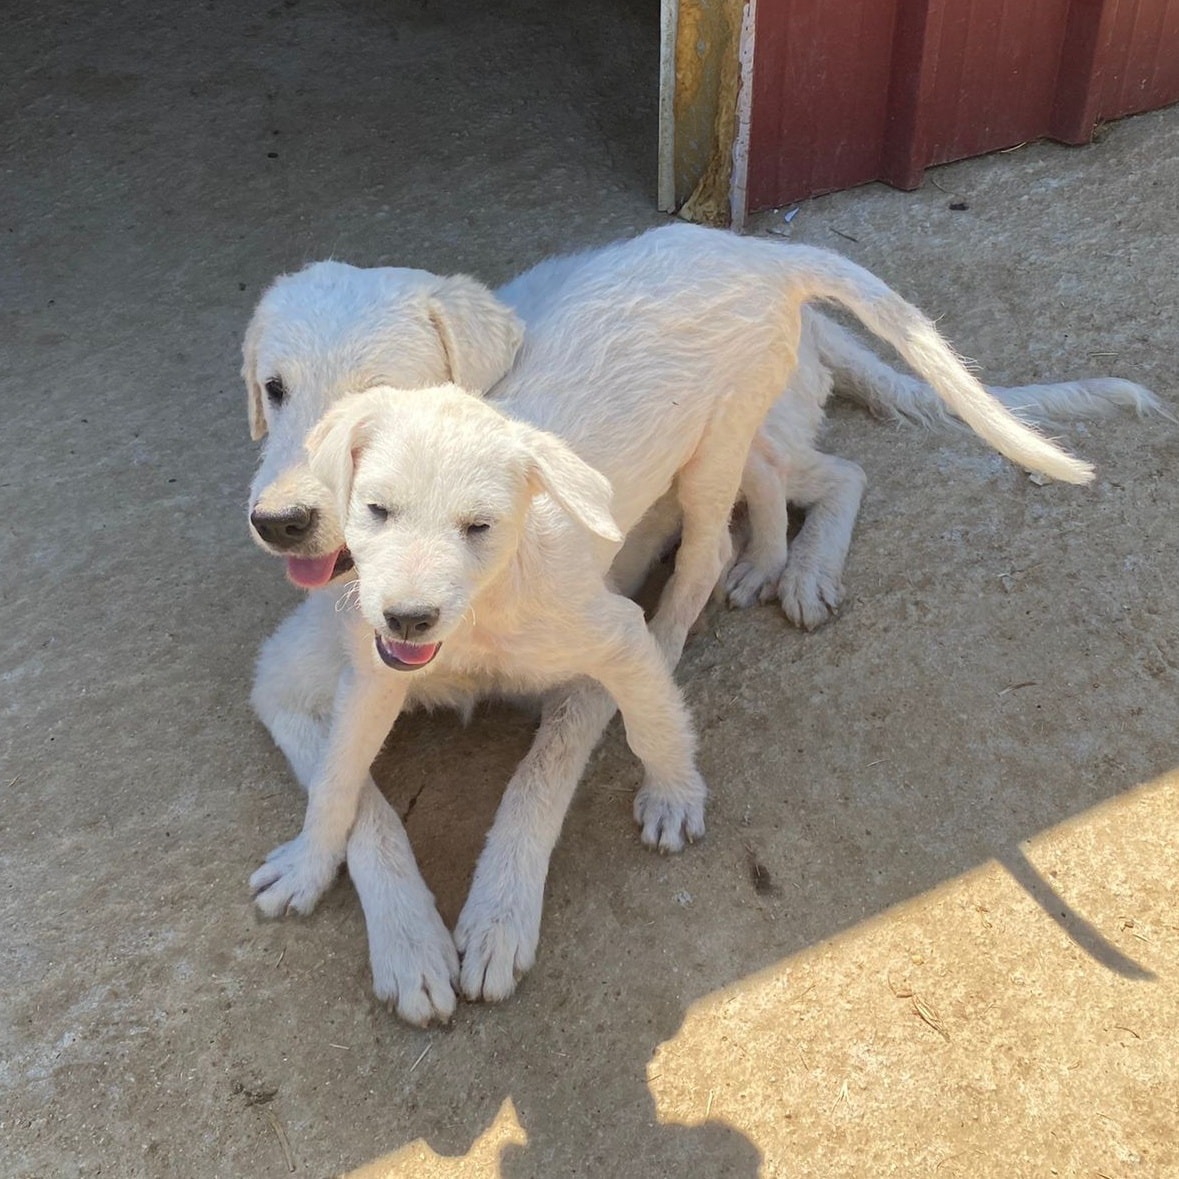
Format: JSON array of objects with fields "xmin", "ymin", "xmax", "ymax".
[{"xmin": 746, "ymin": 0, "xmax": 1179, "ymax": 210}]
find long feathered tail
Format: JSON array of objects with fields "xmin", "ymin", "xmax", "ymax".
[
  {"xmin": 804, "ymin": 304, "xmax": 1164, "ymax": 430},
  {"xmin": 779, "ymin": 245, "xmax": 1143, "ymax": 483}
]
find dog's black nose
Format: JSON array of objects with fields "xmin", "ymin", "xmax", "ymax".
[
  {"xmin": 383, "ymin": 608, "xmax": 440, "ymax": 639},
  {"xmin": 250, "ymin": 505, "xmax": 317, "ymax": 549}
]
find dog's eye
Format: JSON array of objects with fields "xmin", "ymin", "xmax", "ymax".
[
  {"xmin": 465, "ymin": 521, "xmax": 491, "ymax": 538},
  {"xmin": 367, "ymin": 504, "xmax": 389, "ymax": 522},
  {"xmin": 264, "ymin": 377, "xmax": 287, "ymax": 406}
]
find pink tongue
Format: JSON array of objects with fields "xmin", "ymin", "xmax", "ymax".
[
  {"xmin": 385, "ymin": 640, "xmax": 439, "ymax": 666},
  {"xmin": 286, "ymin": 552, "xmax": 340, "ymax": 589}
]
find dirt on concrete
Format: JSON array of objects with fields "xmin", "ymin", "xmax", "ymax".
[{"xmin": 2, "ymin": 2, "xmax": 1177, "ymax": 1176}]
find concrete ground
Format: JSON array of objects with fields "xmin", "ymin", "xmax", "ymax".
[{"xmin": 3, "ymin": 1, "xmax": 1177, "ymax": 1175}]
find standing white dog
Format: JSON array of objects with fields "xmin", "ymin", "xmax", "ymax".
[{"xmin": 242, "ymin": 226, "xmax": 1153, "ymax": 1022}]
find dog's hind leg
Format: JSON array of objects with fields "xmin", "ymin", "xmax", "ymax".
[
  {"xmin": 724, "ymin": 439, "xmax": 792, "ymax": 609},
  {"xmin": 725, "ymin": 321, "xmax": 831, "ymax": 611},
  {"xmin": 650, "ymin": 371, "xmax": 794, "ymax": 664}
]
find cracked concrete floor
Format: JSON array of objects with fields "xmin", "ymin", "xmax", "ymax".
[{"xmin": 3, "ymin": 1, "xmax": 1178, "ymax": 1176}]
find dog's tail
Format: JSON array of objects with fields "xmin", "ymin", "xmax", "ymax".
[
  {"xmin": 806, "ymin": 310, "xmax": 1163, "ymax": 429},
  {"xmin": 782, "ymin": 245, "xmax": 1100, "ymax": 483}
]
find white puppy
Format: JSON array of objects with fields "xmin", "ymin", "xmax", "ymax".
[
  {"xmin": 242, "ymin": 225, "xmax": 1147, "ymax": 1022},
  {"xmin": 250, "ymin": 386, "xmax": 706, "ymax": 951}
]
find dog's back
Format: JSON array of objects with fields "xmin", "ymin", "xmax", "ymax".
[{"xmin": 491, "ymin": 226, "xmax": 810, "ymax": 531}]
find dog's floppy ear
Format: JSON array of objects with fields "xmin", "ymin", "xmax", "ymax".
[
  {"xmin": 427, "ymin": 275, "xmax": 524, "ymax": 393},
  {"xmin": 305, "ymin": 396, "xmax": 375, "ymax": 519},
  {"xmin": 242, "ymin": 304, "xmax": 269, "ymax": 441},
  {"xmin": 521, "ymin": 427, "xmax": 623, "ymax": 543}
]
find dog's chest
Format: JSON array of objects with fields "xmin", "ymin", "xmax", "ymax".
[{"xmin": 434, "ymin": 623, "xmax": 566, "ymax": 694}]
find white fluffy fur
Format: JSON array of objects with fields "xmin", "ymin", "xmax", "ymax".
[{"xmin": 244, "ymin": 224, "xmax": 1156, "ymax": 1021}]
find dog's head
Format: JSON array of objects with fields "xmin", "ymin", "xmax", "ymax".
[
  {"xmin": 243, "ymin": 260, "xmax": 524, "ymax": 589},
  {"xmin": 306, "ymin": 384, "xmax": 621, "ymax": 671}
]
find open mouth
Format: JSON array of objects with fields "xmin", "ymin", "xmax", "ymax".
[
  {"xmin": 284, "ymin": 548, "xmax": 354, "ymax": 589},
  {"xmin": 375, "ymin": 635, "xmax": 441, "ymax": 671}
]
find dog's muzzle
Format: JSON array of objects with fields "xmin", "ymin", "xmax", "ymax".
[{"xmin": 249, "ymin": 504, "xmax": 355, "ymax": 588}]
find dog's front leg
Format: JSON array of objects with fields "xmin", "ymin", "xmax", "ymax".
[
  {"xmin": 455, "ymin": 680, "xmax": 618, "ymax": 1002},
  {"xmin": 775, "ymin": 451, "xmax": 867, "ymax": 629},
  {"xmin": 454, "ymin": 600, "xmax": 707, "ymax": 1003},
  {"xmin": 253, "ymin": 664, "xmax": 459, "ymax": 1022},
  {"xmin": 251, "ymin": 592, "xmax": 349, "ymax": 791},
  {"xmin": 345, "ymin": 780, "xmax": 461, "ymax": 1024},
  {"xmin": 251, "ymin": 596, "xmax": 455, "ymax": 1015},
  {"xmin": 265, "ymin": 699, "xmax": 459, "ymax": 1020},
  {"xmin": 251, "ymin": 663, "xmax": 407, "ymax": 917},
  {"xmin": 589, "ymin": 598, "xmax": 707, "ymax": 854}
]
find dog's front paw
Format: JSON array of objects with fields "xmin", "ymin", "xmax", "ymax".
[
  {"xmin": 778, "ymin": 562, "xmax": 842, "ymax": 630},
  {"xmin": 634, "ymin": 770, "xmax": 707, "ymax": 853},
  {"xmin": 249, "ymin": 833, "xmax": 343, "ymax": 918},
  {"xmin": 723, "ymin": 556, "xmax": 785, "ymax": 610},
  {"xmin": 454, "ymin": 872, "xmax": 544, "ymax": 1003},
  {"xmin": 368, "ymin": 894, "xmax": 459, "ymax": 1026}
]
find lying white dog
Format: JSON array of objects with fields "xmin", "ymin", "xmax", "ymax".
[
  {"xmin": 242, "ymin": 225, "xmax": 1153, "ymax": 1022},
  {"xmin": 250, "ymin": 385, "xmax": 708, "ymax": 951},
  {"xmin": 246, "ymin": 247, "xmax": 1153, "ymax": 627}
]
